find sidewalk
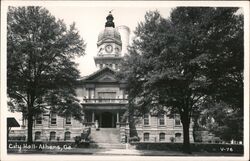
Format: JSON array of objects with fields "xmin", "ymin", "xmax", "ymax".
[{"xmin": 8, "ymin": 148, "xmax": 243, "ymax": 156}]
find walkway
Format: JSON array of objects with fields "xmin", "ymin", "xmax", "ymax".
[{"xmin": 8, "ymin": 148, "xmax": 243, "ymax": 156}]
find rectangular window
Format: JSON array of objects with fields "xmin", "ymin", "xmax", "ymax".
[
  {"xmin": 36, "ymin": 114, "xmax": 42, "ymax": 124},
  {"xmin": 66, "ymin": 116, "xmax": 71, "ymax": 125},
  {"xmin": 88, "ymin": 89, "xmax": 92, "ymax": 99},
  {"xmin": 159, "ymin": 133, "xmax": 165, "ymax": 141},
  {"xmin": 143, "ymin": 133, "xmax": 150, "ymax": 142},
  {"xmin": 51, "ymin": 113, "xmax": 57, "ymax": 125},
  {"xmin": 98, "ymin": 92, "xmax": 116, "ymax": 99},
  {"xmin": 175, "ymin": 115, "xmax": 181, "ymax": 126},
  {"xmin": 143, "ymin": 114, "xmax": 149, "ymax": 126},
  {"xmin": 158, "ymin": 114, "xmax": 165, "ymax": 125}
]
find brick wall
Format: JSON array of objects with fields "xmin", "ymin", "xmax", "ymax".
[{"xmin": 132, "ymin": 114, "xmax": 193, "ymax": 143}]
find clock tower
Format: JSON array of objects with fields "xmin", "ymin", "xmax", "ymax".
[{"xmin": 94, "ymin": 12, "xmax": 128, "ymax": 71}]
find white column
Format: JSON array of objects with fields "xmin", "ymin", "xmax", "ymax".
[
  {"xmin": 112, "ymin": 114, "xmax": 114, "ymax": 127},
  {"xmin": 100, "ymin": 114, "xmax": 102, "ymax": 127},
  {"xmin": 116, "ymin": 112, "xmax": 120, "ymax": 123},
  {"xmin": 87, "ymin": 88, "xmax": 90, "ymax": 99},
  {"xmin": 122, "ymin": 89, "xmax": 125, "ymax": 99},
  {"xmin": 92, "ymin": 111, "xmax": 95, "ymax": 123},
  {"xmin": 89, "ymin": 89, "xmax": 92, "ymax": 99}
]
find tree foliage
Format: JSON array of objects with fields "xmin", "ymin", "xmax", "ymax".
[
  {"xmin": 7, "ymin": 6, "xmax": 86, "ymax": 143},
  {"xmin": 119, "ymin": 7, "xmax": 243, "ymax": 153},
  {"xmin": 199, "ymin": 99, "xmax": 243, "ymax": 142}
]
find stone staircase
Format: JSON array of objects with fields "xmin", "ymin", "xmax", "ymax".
[{"xmin": 90, "ymin": 128, "xmax": 126, "ymax": 149}]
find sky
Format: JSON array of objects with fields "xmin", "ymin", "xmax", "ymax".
[{"xmin": 45, "ymin": 6, "xmax": 172, "ymax": 77}]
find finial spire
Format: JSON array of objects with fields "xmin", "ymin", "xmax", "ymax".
[{"xmin": 105, "ymin": 10, "xmax": 115, "ymax": 28}]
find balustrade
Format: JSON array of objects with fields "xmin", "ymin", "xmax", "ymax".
[{"xmin": 82, "ymin": 98, "xmax": 128, "ymax": 104}]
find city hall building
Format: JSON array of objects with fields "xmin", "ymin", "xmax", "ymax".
[{"xmin": 9, "ymin": 13, "xmax": 193, "ymax": 146}]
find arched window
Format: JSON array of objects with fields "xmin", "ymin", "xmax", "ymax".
[
  {"xmin": 50, "ymin": 131, "xmax": 56, "ymax": 140},
  {"xmin": 175, "ymin": 133, "xmax": 182, "ymax": 141},
  {"xmin": 143, "ymin": 133, "xmax": 150, "ymax": 142},
  {"xmin": 159, "ymin": 133, "xmax": 165, "ymax": 141},
  {"xmin": 35, "ymin": 131, "xmax": 41, "ymax": 140},
  {"xmin": 64, "ymin": 131, "xmax": 71, "ymax": 141}
]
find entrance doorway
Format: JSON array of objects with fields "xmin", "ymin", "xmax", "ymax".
[{"xmin": 101, "ymin": 112, "xmax": 114, "ymax": 128}]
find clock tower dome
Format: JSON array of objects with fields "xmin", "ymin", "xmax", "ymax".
[{"xmin": 94, "ymin": 12, "xmax": 127, "ymax": 71}]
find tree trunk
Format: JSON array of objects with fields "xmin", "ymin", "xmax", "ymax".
[
  {"xmin": 128, "ymin": 108, "xmax": 138, "ymax": 138},
  {"xmin": 27, "ymin": 91, "xmax": 35, "ymax": 144},
  {"xmin": 181, "ymin": 112, "xmax": 191, "ymax": 154},
  {"xmin": 192, "ymin": 114, "xmax": 200, "ymax": 142},
  {"xmin": 27, "ymin": 112, "xmax": 33, "ymax": 144}
]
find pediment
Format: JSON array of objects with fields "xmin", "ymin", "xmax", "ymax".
[
  {"xmin": 96, "ymin": 74, "xmax": 117, "ymax": 82},
  {"xmin": 83, "ymin": 67, "xmax": 118, "ymax": 82}
]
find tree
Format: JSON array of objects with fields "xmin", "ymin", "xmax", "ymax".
[
  {"xmin": 198, "ymin": 99, "xmax": 243, "ymax": 142},
  {"xmin": 200, "ymin": 8, "xmax": 244, "ymax": 142},
  {"xmin": 7, "ymin": 6, "xmax": 86, "ymax": 144},
  {"xmin": 187, "ymin": 7, "xmax": 243, "ymax": 143},
  {"xmin": 119, "ymin": 7, "xmax": 243, "ymax": 153}
]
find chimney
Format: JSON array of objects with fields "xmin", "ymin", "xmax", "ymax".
[{"xmin": 117, "ymin": 25, "xmax": 130, "ymax": 56}]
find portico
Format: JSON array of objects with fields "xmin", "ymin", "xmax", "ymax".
[
  {"xmin": 82, "ymin": 103, "xmax": 127, "ymax": 128},
  {"xmin": 90, "ymin": 110, "xmax": 122, "ymax": 128}
]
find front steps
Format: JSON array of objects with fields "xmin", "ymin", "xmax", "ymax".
[
  {"xmin": 94, "ymin": 143, "xmax": 126, "ymax": 149},
  {"xmin": 89, "ymin": 128, "xmax": 126, "ymax": 149}
]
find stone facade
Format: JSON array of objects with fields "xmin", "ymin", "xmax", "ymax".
[
  {"xmin": 132, "ymin": 114, "xmax": 193, "ymax": 142},
  {"xmin": 10, "ymin": 115, "xmax": 83, "ymax": 142}
]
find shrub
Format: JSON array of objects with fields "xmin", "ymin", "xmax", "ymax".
[
  {"xmin": 74, "ymin": 136, "xmax": 81, "ymax": 147},
  {"xmin": 9, "ymin": 136, "xmax": 26, "ymax": 141},
  {"xmin": 170, "ymin": 137, "xmax": 175, "ymax": 143},
  {"xmin": 129, "ymin": 136, "xmax": 140, "ymax": 143},
  {"xmin": 132, "ymin": 142, "xmax": 243, "ymax": 154}
]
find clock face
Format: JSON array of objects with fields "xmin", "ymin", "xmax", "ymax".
[{"xmin": 105, "ymin": 45, "xmax": 113, "ymax": 53}]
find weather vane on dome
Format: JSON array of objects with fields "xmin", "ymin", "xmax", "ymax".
[{"xmin": 109, "ymin": 9, "xmax": 114, "ymax": 14}]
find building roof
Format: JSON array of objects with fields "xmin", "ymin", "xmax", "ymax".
[
  {"xmin": 81, "ymin": 66, "xmax": 117, "ymax": 82},
  {"xmin": 7, "ymin": 117, "xmax": 20, "ymax": 127}
]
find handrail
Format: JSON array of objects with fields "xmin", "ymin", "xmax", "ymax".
[{"xmin": 82, "ymin": 98, "xmax": 128, "ymax": 103}]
